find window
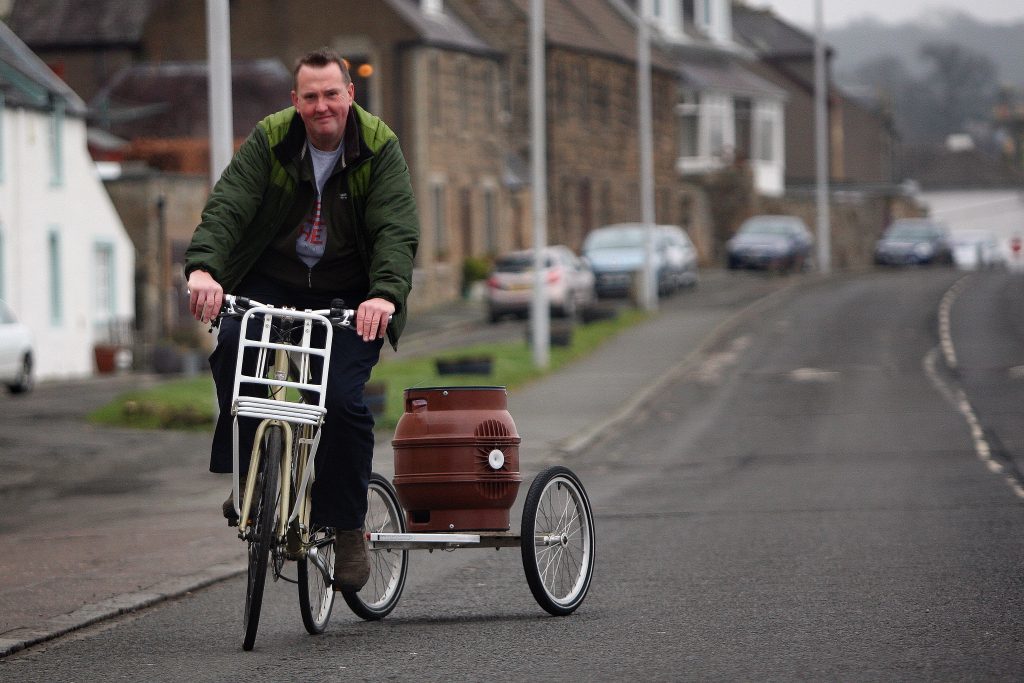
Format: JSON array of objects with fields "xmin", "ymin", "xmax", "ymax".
[
  {"xmin": 0, "ymin": 92, "xmax": 5, "ymax": 184},
  {"xmin": 49, "ymin": 97, "xmax": 65, "ymax": 187},
  {"xmin": 432, "ymin": 182, "xmax": 448, "ymax": 259},
  {"xmin": 483, "ymin": 187, "xmax": 497, "ymax": 255},
  {"xmin": 0, "ymin": 227, "xmax": 5, "ymax": 301},
  {"xmin": 755, "ymin": 111, "xmax": 776, "ymax": 162},
  {"xmin": 677, "ymin": 93, "xmax": 700, "ymax": 158},
  {"xmin": 734, "ymin": 98, "xmax": 752, "ymax": 162},
  {"xmin": 48, "ymin": 229, "xmax": 62, "ymax": 325},
  {"xmin": 429, "ymin": 53, "xmax": 442, "ymax": 131},
  {"xmin": 94, "ymin": 242, "xmax": 115, "ymax": 323}
]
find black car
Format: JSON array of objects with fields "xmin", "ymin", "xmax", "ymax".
[
  {"xmin": 874, "ymin": 219, "xmax": 953, "ymax": 266},
  {"xmin": 726, "ymin": 215, "xmax": 814, "ymax": 272}
]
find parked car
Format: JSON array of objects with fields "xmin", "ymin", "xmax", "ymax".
[
  {"xmin": 485, "ymin": 245, "xmax": 596, "ymax": 323},
  {"xmin": 874, "ymin": 218, "xmax": 953, "ymax": 266},
  {"xmin": 582, "ymin": 223, "xmax": 699, "ymax": 298},
  {"xmin": 949, "ymin": 229, "xmax": 1004, "ymax": 270},
  {"xmin": 726, "ymin": 215, "xmax": 814, "ymax": 272},
  {"xmin": 0, "ymin": 300, "xmax": 33, "ymax": 394}
]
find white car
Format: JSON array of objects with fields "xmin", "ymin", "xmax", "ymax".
[
  {"xmin": 950, "ymin": 229, "xmax": 1004, "ymax": 270},
  {"xmin": 0, "ymin": 300, "xmax": 33, "ymax": 394},
  {"xmin": 486, "ymin": 246, "xmax": 596, "ymax": 322}
]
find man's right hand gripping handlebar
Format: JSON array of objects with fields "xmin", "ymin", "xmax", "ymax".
[{"xmin": 187, "ymin": 270, "xmax": 224, "ymax": 324}]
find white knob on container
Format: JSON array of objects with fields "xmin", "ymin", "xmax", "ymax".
[{"xmin": 488, "ymin": 449, "xmax": 505, "ymax": 470}]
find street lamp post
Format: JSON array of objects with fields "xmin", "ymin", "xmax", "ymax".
[
  {"xmin": 814, "ymin": 0, "xmax": 831, "ymax": 274},
  {"xmin": 530, "ymin": 0, "xmax": 550, "ymax": 368},
  {"xmin": 637, "ymin": 0, "xmax": 658, "ymax": 310},
  {"xmin": 206, "ymin": 0, "xmax": 233, "ymax": 186}
]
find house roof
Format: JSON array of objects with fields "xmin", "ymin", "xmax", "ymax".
[
  {"xmin": 6, "ymin": 0, "xmax": 160, "ymax": 47},
  {"xmin": 677, "ymin": 53, "xmax": 786, "ymax": 100},
  {"xmin": 505, "ymin": 0, "xmax": 678, "ymax": 71},
  {"xmin": 0, "ymin": 20, "xmax": 86, "ymax": 114},
  {"xmin": 90, "ymin": 59, "xmax": 292, "ymax": 139},
  {"xmin": 384, "ymin": 0, "xmax": 498, "ymax": 55},
  {"xmin": 731, "ymin": 3, "xmax": 819, "ymax": 58}
]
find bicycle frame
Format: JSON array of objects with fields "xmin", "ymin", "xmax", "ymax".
[{"xmin": 230, "ymin": 305, "xmax": 335, "ymax": 546}]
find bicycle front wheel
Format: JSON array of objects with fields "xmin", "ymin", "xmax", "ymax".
[
  {"xmin": 242, "ymin": 425, "xmax": 282, "ymax": 651},
  {"xmin": 297, "ymin": 525, "xmax": 335, "ymax": 634},
  {"xmin": 521, "ymin": 466, "xmax": 595, "ymax": 616},
  {"xmin": 343, "ymin": 473, "xmax": 408, "ymax": 620}
]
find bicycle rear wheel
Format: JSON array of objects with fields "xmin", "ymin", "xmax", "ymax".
[
  {"xmin": 297, "ymin": 525, "xmax": 335, "ymax": 634},
  {"xmin": 343, "ymin": 473, "xmax": 408, "ymax": 620},
  {"xmin": 242, "ymin": 425, "xmax": 282, "ymax": 651}
]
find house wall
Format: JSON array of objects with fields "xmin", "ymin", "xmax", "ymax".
[{"xmin": 0, "ymin": 107, "xmax": 134, "ymax": 379}]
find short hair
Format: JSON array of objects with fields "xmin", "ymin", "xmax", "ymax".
[{"xmin": 293, "ymin": 48, "xmax": 352, "ymax": 88}]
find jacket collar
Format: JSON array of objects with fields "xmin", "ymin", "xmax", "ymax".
[{"xmin": 273, "ymin": 106, "xmax": 371, "ymax": 179}]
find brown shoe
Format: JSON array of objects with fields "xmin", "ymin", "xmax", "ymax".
[
  {"xmin": 222, "ymin": 491, "xmax": 239, "ymax": 526},
  {"xmin": 333, "ymin": 529, "xmax": 370, "ymax": 592}
]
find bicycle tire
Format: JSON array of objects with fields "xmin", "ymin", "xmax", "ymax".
[
  {"xmin": 242, "ymin": 425, "xmax": 282, "ymax": 651},
  {"xmin": 342, "ymin": 473, "xmax": 408, "ymax": 620},
  {"xmin": 297, "ymin": 524, "xmax": 335, "ymax": 634},
  {"xmin": 521, "ymin": 466, "xmax": 595, "ymax": 616}
]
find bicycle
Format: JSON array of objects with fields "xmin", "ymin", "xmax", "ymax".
[{"xmin": 218, "ymin": 294, "xmax": 407, "ymax": 651}]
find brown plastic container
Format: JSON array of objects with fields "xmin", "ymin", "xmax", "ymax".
[{"xmin": 392, "ymin": 386, "xmax": 522, "ymax": 531}]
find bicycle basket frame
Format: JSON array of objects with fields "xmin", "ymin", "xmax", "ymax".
[{"xmin": 230, "ymin": 306, "xmax": 334, "ymax": 529}]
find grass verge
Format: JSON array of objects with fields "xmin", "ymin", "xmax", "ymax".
[{"xmin": 87, "ymin": 307, "xmax": 647, "ymax": 432}]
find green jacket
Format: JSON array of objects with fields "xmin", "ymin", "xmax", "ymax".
[{"xmin": 184, "ymin": 104, "xmax": 419, "ymax": 348}]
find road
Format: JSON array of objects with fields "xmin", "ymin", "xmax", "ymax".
[{"xmin": 2, "ymin": 267, "xmax": 1023, "ymax": 680}]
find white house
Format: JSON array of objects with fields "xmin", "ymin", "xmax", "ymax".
[
  {"xmin": 0, "ymin": 21, "xmax": 134, "ymax": 380},
  {"xmin": 641, "ymin": 0, "xmax": 788, "ymax": 196}
]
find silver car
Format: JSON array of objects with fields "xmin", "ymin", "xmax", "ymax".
[{"xmin": 0, "ymin": 300, "xmax": 33, "ymax": 394}]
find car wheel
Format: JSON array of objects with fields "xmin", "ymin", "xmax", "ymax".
[{"xmin": 8, "ymin": 353, "xmax": 33, "ymax": 394}]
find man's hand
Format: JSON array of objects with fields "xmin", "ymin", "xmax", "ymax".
[
  {"xmin": 187, "ymin": 270, "xmax": 224, "ymax": 323},
  {"xmin": 357, "ymin": 297, "xmax": 395, "ymax": 342}
]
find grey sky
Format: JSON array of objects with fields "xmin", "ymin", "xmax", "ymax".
[{"xmin": 744, "ymin": 0, "xmax": 1024, "ymax": 29}]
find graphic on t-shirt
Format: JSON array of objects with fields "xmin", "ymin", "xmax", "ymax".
[{"xmin": 297, "ymin": 197, "xmax": 327, "ymax": 268}]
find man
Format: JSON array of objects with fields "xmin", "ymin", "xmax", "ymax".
[{"xmin": 184, "ymin": 48, "xmax": 419, "ymax": 591}]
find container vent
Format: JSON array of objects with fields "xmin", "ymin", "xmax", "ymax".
[
  {"xmin": 475, "ymin": 419, "xmax": 510, "ymax": 438},
  {"xmin": 476, "ymin": 481, "xmax": 514, "ymax": 500}
]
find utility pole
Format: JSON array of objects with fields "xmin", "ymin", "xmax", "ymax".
[
  {"xmin": 206, "ymin": 0, "xmax": 233, "ymax": 186},
  {"xmin": 637, "ymin": 0, "xmax": 658, "ymax": 310},
  {"xmin": 529, "ymin": 0, "xmax": 550, "ymax": 368},
  {"xmin": 813, "ymin": 0, "xmax": 831, "ymax": 274}
]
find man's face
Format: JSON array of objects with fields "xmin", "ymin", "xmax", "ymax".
[{"xmin": 291, "ymin": 63, "xmax": 354, "ymax": 152}]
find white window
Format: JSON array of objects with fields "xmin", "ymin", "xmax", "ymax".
[
  {"xmin": 755, "ymin": 112, "xmax": 775, "ymax": 162},
  {"xmin": 48, "ymin": 228, "xmax": 62, "ymax": 325},
  {"xmin": 94, "ymin": 242, "xmax": 115, "ymax": 323},
  {"xmin": 677, "ymin": 93, "xmax": 700, "ymax": 158},
  {"xmin": 0, "ymin": 92, "xmax": 5, "ymax": 184}
]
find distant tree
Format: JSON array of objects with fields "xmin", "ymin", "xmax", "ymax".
[
  {"xmin": 918, "ymin": 41, "xmax": 998, "ymax": 140},
  {"xmin": 843, "ymin": 44, "xmax": 998, "ymax": 145}
]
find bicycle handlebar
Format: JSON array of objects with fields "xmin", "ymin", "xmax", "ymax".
[{"xmin": 218, "ymin": 294, "xmax": 362, "ymax": 332}]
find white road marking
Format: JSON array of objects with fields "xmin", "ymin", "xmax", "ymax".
[{"xmin": 926, "ymin": 275, "xmax": 1024, "ymax": 499}]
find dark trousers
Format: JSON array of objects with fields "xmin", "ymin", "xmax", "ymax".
[{"xmin": 208, "ymin": 274, "xmax": 383, "ymax": 530}]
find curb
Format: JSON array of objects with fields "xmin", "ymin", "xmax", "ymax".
[{"xmin": 0, "ymin": 563, "xmax": 244, "ymax": 658}]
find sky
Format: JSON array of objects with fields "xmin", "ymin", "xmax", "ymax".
[{"xmin": 745, "ymin": 0, "xmax": 1024, "ymax": 30}]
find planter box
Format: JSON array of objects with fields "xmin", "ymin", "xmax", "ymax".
[{"xmin": 435, "ymin": 356, "xmax": 493, "ymax": 376}]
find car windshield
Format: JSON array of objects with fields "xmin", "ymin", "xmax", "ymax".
[
  {"xmin": 585, "ymin": 229, "xmax": 645, "ymax": 250},
  {"xmin": 886, "ymin": 222, "xmax": 936, "ymax": 240},
  {"xmin": 739, "ymin": 221, "xmax": 795, "ymax": 236},
  {"xmin": 495, "ymin": 254, "xmax": 553, "ymax": 273}
]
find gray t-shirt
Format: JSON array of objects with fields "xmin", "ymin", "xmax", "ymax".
[{"xmin": 296, "ymin": 142, "xmax": 344, "ymax": 268}]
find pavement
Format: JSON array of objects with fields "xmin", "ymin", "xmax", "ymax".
[{"xmin": 0, "ymin": 270, "xmax": 797, "ymax": 657}]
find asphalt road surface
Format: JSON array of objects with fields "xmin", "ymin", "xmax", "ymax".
[{"xmin": 3, "ymin": 268, "xmax": 1022, "ymax": 681}]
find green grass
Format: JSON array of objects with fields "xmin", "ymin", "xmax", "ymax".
[{"xmin": 87, "ymin": 308, "xmax": 648, "ymax": 432}]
